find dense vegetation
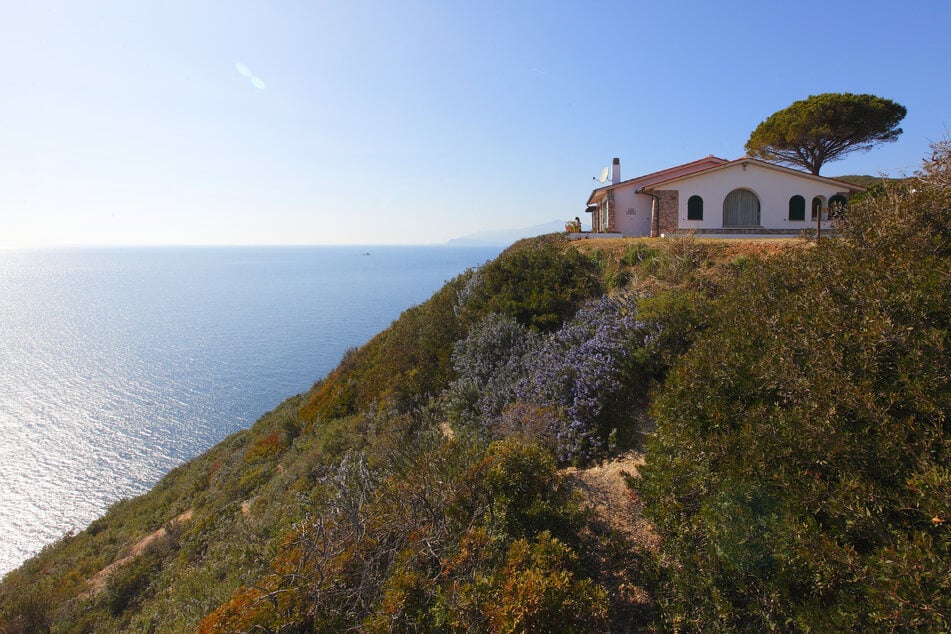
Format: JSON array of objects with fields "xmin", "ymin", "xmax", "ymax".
[
  {"xmin": 640, "ymin": 141, "xmax": 950, "ymax": 631},
  {"xmin": 1, "ymin": 144, "xmax": 947, "ymax": 632}
]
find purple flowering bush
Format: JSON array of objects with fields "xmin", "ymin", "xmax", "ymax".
[
  {"xmin": 443, "ymin": 294, "xmax": 646, "ymax": 465},
  {"xmin": 515, "ymin": 294, "xmax": 643, "ymax": 464},
  {"xmin": 442, "ymin": 313, "xmax": 537, "ymax": 428}
]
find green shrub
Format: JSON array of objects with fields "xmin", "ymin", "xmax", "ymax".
[
  {"xmin": 587, "ymin": 247, "xmax": 631, "ymax": 291},
  {"xmin": 730, "ymin": 254, "xmax": 750, "ymax": 270},
  {"xmin": 459, "ymin": 237, "xmax": 601, "ymax": 331},
  {"xmin": 639, "ymin": 142, "xmax": 951, "ymax": 631},
  {"xmin": 482, "ymin": 439, "xmax": 584, "ymax": 540},
  {"xmin": 104, "ymin": 534, "xmax": 175, "ymax": 617},
  {"xmin": 0, "ymin": 589, "xmax": 53, "ymax": 633},
  {"xmin": 484, "ymin": 532, "xmax": 610, "ymax": 633},
  {"xmin": 635, "ymin": 287, "xmax": 710, "ymax": 382},
  {"xmin": 621, "ymin": 241, "xmax": 660, "ymax": 269},
  {"xmin": 363, "ymin": 549, "xmax": 435, "ymax": 633}
]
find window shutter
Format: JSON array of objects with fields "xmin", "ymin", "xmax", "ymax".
[
  {"xmin": 687, "ymin": 195, "xmax": 703, "ymax": 220},
  {"xmin": 789, "ymin": 195, "xmax": 805, "ymax": 221}
]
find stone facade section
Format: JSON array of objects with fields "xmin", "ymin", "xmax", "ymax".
[
  {"xmin": 656, "ymin": 190, "xmax": 679, "ymax": 235},
  {"xmin": 606, "ymin": 191, "xmax": 616, "ymax": 232}
]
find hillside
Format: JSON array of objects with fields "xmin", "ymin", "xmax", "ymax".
[
  {"xmin": 835, "ymin": 174, "xmax": 910, "ymax": 188},
  {"xmin": 1, "ymin": 144, "xmax": 948, "ymax": 632}
]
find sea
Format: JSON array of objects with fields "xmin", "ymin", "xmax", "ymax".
[{"xmin": 0, "ymin": 245, "xmax": 502, "ymax": 576}]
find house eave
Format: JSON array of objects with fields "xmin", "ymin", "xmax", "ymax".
[
  {"xmin": 586, "ymin": 155, "xmax": 732, "ymax": 205},
  {"xmin": 640, "ymin": 157, "xmax": 868, "ymax": 193}
]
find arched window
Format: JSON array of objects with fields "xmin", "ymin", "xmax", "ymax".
[
  {"xmin": 687, "ymin": 195, "xmax": 703, "ymax": 221},
  {"xmin": 828, "ymin": 194, "xmax": 848, "ymax": 218},
  {"xmin": 811, "ymin": 196, "xmax": 824, "ymax": 220},
  {"xmin": 723, "ymin": 189, "xmax": 761, "ymax": 226},
  {"xmin": 788, "ymin": 195, "xmax": 805, "ymax": 221}
]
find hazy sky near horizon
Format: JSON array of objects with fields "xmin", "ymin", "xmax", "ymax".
[{"xmin": 2, "ymin": 1, "xmax": 949, "ymax": 247}]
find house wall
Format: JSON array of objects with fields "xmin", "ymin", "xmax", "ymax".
[
  {"xmin": 606, "ymin": 157, "xmax": 729, "ymax": 237},
  {"xmin": 604, "ymin": 186, "xmax": 653, "ymax": 236},
  {"xmin": 668, "ymin": 163, "xmax": 853, "ymax": 232}
]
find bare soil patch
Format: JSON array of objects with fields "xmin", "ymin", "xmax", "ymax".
[
  {"xmin": 84, "ymin": 509, "xmax": 193, "ymax": 596},
  {"xmin": 563, "ymin": 451, "xmax": 658, "ymax": 550},
  {"xmin": 563, "ymin": 452, "xmax": 660, "ymax": 630}
]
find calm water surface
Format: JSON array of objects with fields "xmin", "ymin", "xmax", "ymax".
[{"xmin": 0, "ymin": 245, "xmax": 500, "ymax": 575}]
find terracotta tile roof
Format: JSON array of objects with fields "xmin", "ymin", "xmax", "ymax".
[
  {"xmin": 586, "ymin": 155, "xmax": 729, "ymax": 205},
  {"xmin": 640, "ymin": 157, "xmax": 867, "ymax": 192}
]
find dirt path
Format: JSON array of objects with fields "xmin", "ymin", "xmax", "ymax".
[
  {"xmin": 563, "ymin": 452, "xmax": 660, "ymax": 630},
  {"xmin": 84, "ymin": 509, "xmax": 193, "ymax": 596},
  {"xmin": 562, "ymin": 451, "xmax": 659, "ymax": 550}
]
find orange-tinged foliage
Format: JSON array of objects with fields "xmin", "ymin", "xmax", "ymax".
[
  {"xmin": 196, "ymin": 548, "xmax": 314, "ymax": 634},
  {"xmin": 484, "ymin": 533, "xmax": 610, "ymax": 633},
  {"xmin": 243, "ymin": 430, "xmax": 285, "ymax": 462},
  {"xmin": 298, "ymin": 349, "xmax": 366, "ymax": 422},
  {"xmin": 195, "ymin": 585, "xmax": 267, "ymax": 633}
]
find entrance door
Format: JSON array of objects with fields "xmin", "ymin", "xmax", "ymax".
[{"xmin": 723, "ymin": 189, "xmax": 760, "ymax": 226}]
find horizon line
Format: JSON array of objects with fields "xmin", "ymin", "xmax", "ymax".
[{"xmin": 0, "ymin": 241, "xmax": 517, "ymax": 251}]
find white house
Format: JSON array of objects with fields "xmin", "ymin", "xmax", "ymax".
[{"xmin": 585, "ymin": 156, "xmax": 865, "ymax": 237}]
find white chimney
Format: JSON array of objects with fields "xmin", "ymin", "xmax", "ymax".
[{"xmin": 611, "ymin": 157, "xmax": 620, "ymax": 184}]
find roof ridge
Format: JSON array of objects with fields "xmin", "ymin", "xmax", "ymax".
[
  {"xmin": 589, "ymin": 155, "xmax": 729, "ymax": 192},
  {"xmin": 626, "ymin": 155, "xmax": 729, "ymax": 183},
  {"xmin": 640, "ymin": 156, "xmax": 867, "ymax": 191}
]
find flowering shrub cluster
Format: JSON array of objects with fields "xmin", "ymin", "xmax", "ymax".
[
  {"xmin": 442, "ymin": 313, "xmax": 536, "ymax": 427},
  {"xmin": 515, "ymin": 294, "xmax": 642, "ymax": 464},
  {"xmin": 451, "ymin": 312, "xmax": 536, "ymax": 387},
  {"xmin": 444, "ymin": 294, "xmax": 644, "ymax": 464}
]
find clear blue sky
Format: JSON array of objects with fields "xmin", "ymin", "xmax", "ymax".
[{"xmin": 2, "ymin": 1, "xmax": 949, "ymax": 247}]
